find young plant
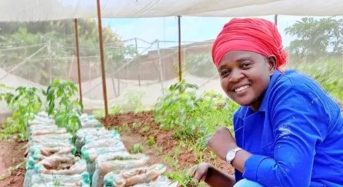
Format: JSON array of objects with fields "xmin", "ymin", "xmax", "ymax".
[
  {"xmin": 44, "ymin": 79, "xmax": 82, "ymax": 135},
  {"xmin": 154, "ymin": 80, "xmax": 199, "ymax": 131},
  {"xmin": 154, "ymin": 80, "xmax": 238, "ymax": 149},
  {"xmin": 0, "ymin": 87, "xmax": 42, "ymax": 140}
]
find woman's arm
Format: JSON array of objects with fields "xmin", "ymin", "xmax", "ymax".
[
  {"xmin": 207, "ymin": 127, "xmax": 252, "ymax": 173},
  {"xmin": 241, "ymin": 83, "xmax": 327, "ymax": 186}
]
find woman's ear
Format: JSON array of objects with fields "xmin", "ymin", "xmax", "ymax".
[{"xmin": 267, "ymin": 56, "xmax": 276, "ymax": 74}]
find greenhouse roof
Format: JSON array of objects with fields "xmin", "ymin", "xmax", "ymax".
[{"xmin": 1, "ymin": 0, "xmax": 343, "ymax": 22}]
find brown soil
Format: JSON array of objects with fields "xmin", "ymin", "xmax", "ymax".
[
  {"xmin": 0, "ymin": 139, "xmax": 26, "ymax": 187},
  {"xmin": 102, "ymin": 111, "xmax": 234, "ymax": 175}
]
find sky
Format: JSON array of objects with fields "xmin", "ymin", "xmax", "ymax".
[{"xmin": 103, "ymin": 15, "xmax": 303, "ymax": 49}]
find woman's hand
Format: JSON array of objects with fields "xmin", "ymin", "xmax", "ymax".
[
  {"xmin": 189, "ymin": 162, "xmax": 210, "ymax": 182},
  {"xmin": 189, "ymin": 162, "xmax": 235, "ymax": 187},
  {"xmin": 207, "ymin": 127, "xmax": 237, "ymax": 160}
]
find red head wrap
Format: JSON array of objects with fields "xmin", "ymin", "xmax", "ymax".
[{"xmin": 212, "ymin": 18, "xmax": 287, "ymax": 70}]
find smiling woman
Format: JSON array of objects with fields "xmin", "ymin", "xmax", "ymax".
[
  {"xmin": 190, "ymin": 18, "xmax": 343, "ymax": 187},
  {"xmin": 218, "ymin": 51, "xmax": 273, "ymax": 110}
]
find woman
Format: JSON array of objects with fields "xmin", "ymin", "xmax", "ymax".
[{"xmin": 191, "ymin": 18, "xmax": 343, "ymax": 187}]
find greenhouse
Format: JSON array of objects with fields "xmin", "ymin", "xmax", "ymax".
[{"xmin": 0, "ymin": 0, "xmax": 342, "ymax": 186}]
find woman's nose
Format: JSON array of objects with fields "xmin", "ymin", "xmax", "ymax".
[{"xmin": 229, "ymin": 69, "xmax": 243, "ymax": 82}]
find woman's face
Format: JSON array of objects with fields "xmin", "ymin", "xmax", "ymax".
[{"xmin": 218, "ymin": 51, "xmax": 274, "ymax": 111}]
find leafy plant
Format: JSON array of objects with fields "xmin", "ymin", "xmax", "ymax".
[
  {"xmin": 44, "ymin": 79, "xmax": 82, "ymax": 135},
  {"xmin": 154, "ymin": 80, "xmax": 238, "ymax": 149},
  {"xmin": 0, "ymin": 87, "xmax": 42, "ymax": 140}
]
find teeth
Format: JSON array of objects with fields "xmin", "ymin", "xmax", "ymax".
[{"xmin": 235, "ymin": 85, "xmax": 249, "ymax": 93}]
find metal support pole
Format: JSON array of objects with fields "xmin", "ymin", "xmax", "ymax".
[
  {"xmin": 177, "ymin": 16, "xmax": 182, "ymax": 82},
  {"xmin": 74, "ymin": 18, "xmax": 83, "ymax": 109},
  {"xmin": 274, "ymin": 14, "xmax": 278, "ymax": 26},
  {"xmin": 96, "ymin": 0, "xmax": 109, "ymax": 117},
  {"xmin": 157, "ymin": 40, "xmax": 164, "ymax": 94}
]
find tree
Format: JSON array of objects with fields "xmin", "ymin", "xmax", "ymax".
[
  {"xmin": 0, "ymin": 19, "xmax": 134, "ymax": 85},
  {"xmin": 285, "ymin": 17, "xmax": 343, "ymax": 62}
]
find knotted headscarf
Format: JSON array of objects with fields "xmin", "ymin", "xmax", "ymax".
[{"xmin": 212, "ymin": 18, "xmax": 287, "ymax": 70}]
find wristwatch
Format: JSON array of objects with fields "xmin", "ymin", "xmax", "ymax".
[{"xmin": 225, "ymin": 147, "xmax": 242, "ymax": 164}]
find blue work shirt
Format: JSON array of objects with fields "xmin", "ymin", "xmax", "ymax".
[{"xmin": 233, "ymin": 70, "xmax": 343, "ymax": 186}]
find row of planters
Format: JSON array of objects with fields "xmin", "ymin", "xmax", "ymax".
[
  {"xmin": 24, "ymin": 112, "xmax": 89, "ymax": 186},
  {"xmin": 24, "ymin": 111, "xmax": 175, "ymax": 186},
  {"xmin": 0, "ymin": 80, "xmax": 177, "ymax": 186}
]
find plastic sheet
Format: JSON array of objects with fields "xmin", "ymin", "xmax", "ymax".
[
  {"xmin": 81, "ymin": 138, "xmax": 126, "ymax": 153},
  {"xmin": 80, "ymin": 114, "xmax": 103, "ymax": 128},
  {"xmin": 28, "ymin": 171, "xmax": 90, "ymax": 187},
  {"xmin": 103, "ymin": 164, "xmax": 168, "ymax": 187},
  {"xmin": 30, "ymin": 133, "xmax": 73, "ymax": 146},
  {"xmin": 91, "ymin": 153, "xmax": 149, "ymax": 187}
]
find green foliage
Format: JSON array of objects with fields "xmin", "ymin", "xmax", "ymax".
[
  {"xmin": 129, "ymin": 143, "xmax": 144, "ymax": 154},
  {"xmin": 0, "ymin": 19, "xmax": 135, "ymax": 85},
  {"xmin": 288, "ymin": 58, "xmax": 343, "ymax": 102},
  {"xmin": 285, "ymin": 17, "xmax": 343, "ymax": 61},
  {"xmin": 166, "ymin": 170, "xmax": 204, "ymax": 187},
  {"xmin": 0, "ymin": 87, "xmax": 42, "ymax": 140},
  {"xmin": 43, "ymin": 79, "xmax": 82, "ymax": 135},
  {"xmin": 154, "ymin": 80, "xmax": 238, "ymax": 149},
  {"xmin": 185, "ymin": 53, "xmax": 217, "ymax": 77},
  {"xmin": 146, "ymin": 136, "xmax": 156, "ymax": 146}
]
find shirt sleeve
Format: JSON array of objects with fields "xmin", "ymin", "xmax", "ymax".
[{"xmin": 242, "ymin": 80, "xmax": 329, "ymax": 186}]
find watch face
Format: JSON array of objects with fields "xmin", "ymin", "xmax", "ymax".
[{"xmin": 226, "ymin": 151, "xmax": 235, "ymax": 161}]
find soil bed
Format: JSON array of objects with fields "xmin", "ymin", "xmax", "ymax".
[
  {"xmin": 102, "ymin": 111, "xmax": 234, "ymax": 176},
  {"xmin": 0, "ymin": 111, "xmax": 234, "ymax": 187},
  {"xmin": 0, "ymin": 138, "xmax": 26, "ymax": 187}
]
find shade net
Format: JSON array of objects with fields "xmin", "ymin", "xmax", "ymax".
[{"xmin": 1, "ymin": 16, "xmax": 342, "ymax": 120}]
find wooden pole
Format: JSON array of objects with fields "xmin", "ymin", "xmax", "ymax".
[
  {"xmin": 96, "ymin": 0, "xmax": 109, "ymax": 117},
  {"xmin": 177, "ymin": 16, "xmax": 182, "ymax": 82},
  {"xmin": 74, "ymin": 18, "xmax": 83, "ymax": 109}
]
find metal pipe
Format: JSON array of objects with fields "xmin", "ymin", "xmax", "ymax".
[
  {"xmin": 74, "ymin": 18, "xmax": 83, "ymax": 109},
  {"xmin": 96, "ymin": 0, "xmax": 109, "ymax": 117},
  {"xmin": 177, "ymin": 15, "xmax": 182, "ymax": 81}
]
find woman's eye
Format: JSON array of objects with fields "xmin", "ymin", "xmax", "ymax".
[
  {"xmin": 241, "ymin": 63, "xmax": 250, "ymax": 69},
  {"xmin": 220, "ymin": 70, "xmax": 231, "ymax": 77}
]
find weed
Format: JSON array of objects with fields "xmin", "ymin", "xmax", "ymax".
[
  {"xmin": 166, "ymin": 170, "xmax": 206, "ymax": 187},
  {"xmin": 131, "ymin": 122, "xmax": 142, "ymax": 129},
  {"xmin": 129, "ymin": 143, "xmax": 143, "ymax": 154},
  {"xmin": 146, "ymin": 136, "xmax": 156, "ymax": 146},
  {"xmin": 163, "ymin": 154, "xmax": 178, "ymax": 169},
  {"xmin": 139, "ymin": 125, "xmax": 150, "ymax": 134}
]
